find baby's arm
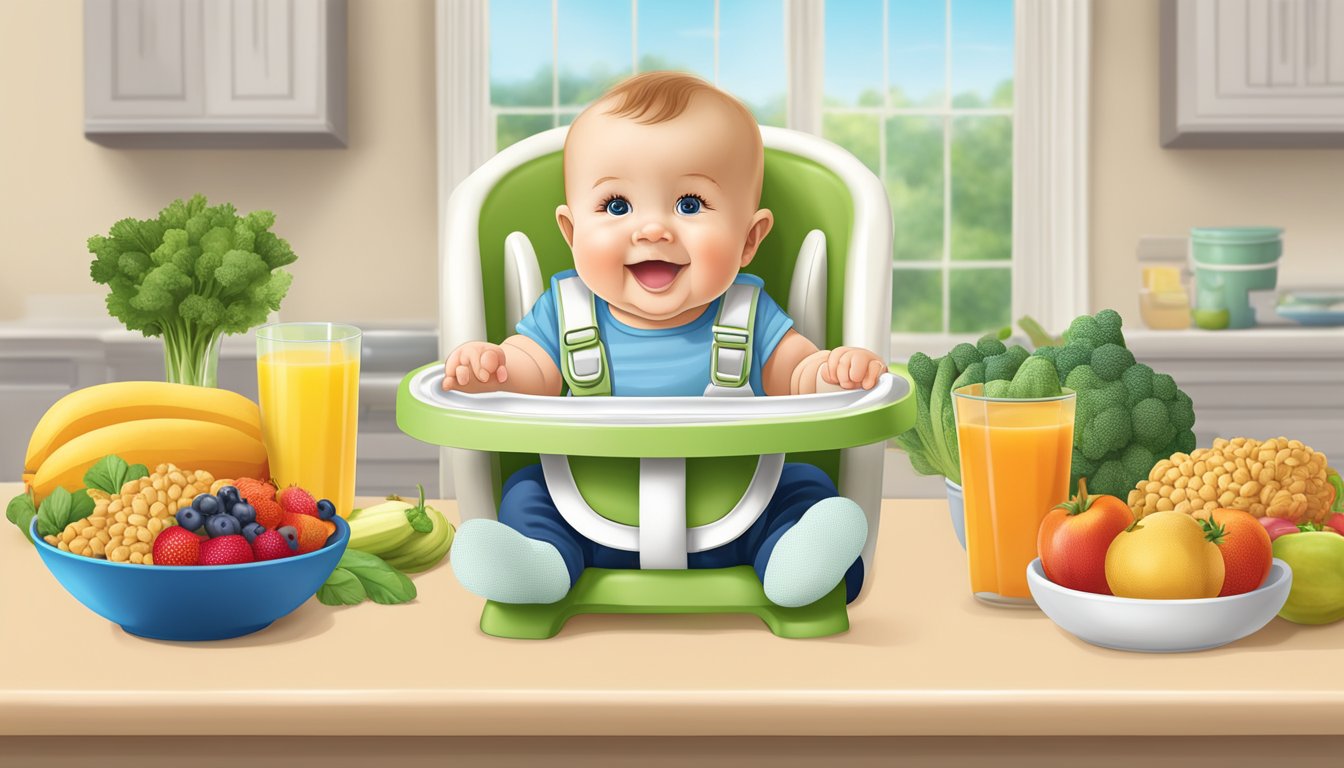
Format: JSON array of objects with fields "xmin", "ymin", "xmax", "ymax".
[
  {"xmin": 762, "ymin": 329, "xmax": 886, "ymax": 396},
  {"xmin": 442, "ymin": 335, "xmax": 564, "ymax": 395}
]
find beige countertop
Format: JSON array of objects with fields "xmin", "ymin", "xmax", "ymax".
[{"xmin": 2, "ymin": 482, "xmax": 1342, "ymax": 739}]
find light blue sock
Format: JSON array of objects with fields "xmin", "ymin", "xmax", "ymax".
[
  {"xmin": 449, "ymin": 519, "xmax": 572, "ymax": 604},
  {"xmin": 763, "ymin": 497, "xmax": 868, "ymax": 608}
]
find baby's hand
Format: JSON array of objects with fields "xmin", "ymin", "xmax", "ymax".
[
  {"xmin": 820, "ymin": 347, "xmax": 886, "ymax": 391},
  {"xmin": 443, "ymin": 341, "xmax": 510, "ymax": 392}
]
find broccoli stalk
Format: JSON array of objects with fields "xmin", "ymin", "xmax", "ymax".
[{"xmin": 88, "ymin": 195, "xmax": 297, "ymax": 387}]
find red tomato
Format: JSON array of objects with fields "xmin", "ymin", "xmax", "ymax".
[
  {"xmin": 1037, "ymin": 477, "xmax": 1135, "ymax": 595},
  {"xmin": 1324, "ymin": 513, "xmax": 1344, "ymax": 538},
  {"xmin": 1195, "ymin": 508, "xmax": 1273, "ymax": 596}
]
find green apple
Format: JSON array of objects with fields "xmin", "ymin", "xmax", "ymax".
[{"xmin": 1272, "ymin": 531, "xmax": 1344, "ymax": 625}]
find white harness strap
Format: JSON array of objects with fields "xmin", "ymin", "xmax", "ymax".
[
  {"xmin": 704, "ymin": 282, "xmax": 759, "ymax": 397},
  {"xmin": 555, "ymin": 277, "xmax": 608, "ymax": 395}
]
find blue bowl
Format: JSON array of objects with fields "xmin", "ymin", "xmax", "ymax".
[{"xmin": 31, "ymin": 516, "xmax": 348, "ymax": 641}]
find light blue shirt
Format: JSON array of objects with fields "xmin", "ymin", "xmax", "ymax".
[{"xmin": 516, "ymin": 270, "xmax": 794, "ymax": 396}]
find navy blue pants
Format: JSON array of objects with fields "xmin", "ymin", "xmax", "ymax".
[{"xmin": 498, "ymin": 462, "xmax": 865, "ymax": 603}]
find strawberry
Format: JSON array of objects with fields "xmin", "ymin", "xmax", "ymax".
[
  {"xmin": 199, "ymin": 535, "xmax": 256, "ymax": 566},
  {"xmin": 277, "ymin": 486, "xmax": 319, "ymax": 518},
  {"xmin": 152, "ymin": 526, "xmax": 200, "ymax": 566},
  {"xmin": 280, "ymin": 512, "xmax": 334, "ymax": 554},
  {"xmin": 235, "ymin": 477, "xmax": 283, "ymax": 529},
  {"xmin": 251, "ymin": 530, "xmax": 294, "ymax": 561}
]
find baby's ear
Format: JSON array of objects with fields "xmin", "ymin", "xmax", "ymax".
[
  {"xmin": 555, "ymin": 205, "xmax": 576, "ymax": 248},
  {"xmin": 740, "ymin": 208, "xmax": 774, "ymax": 267}
]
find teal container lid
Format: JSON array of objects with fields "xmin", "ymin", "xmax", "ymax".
[{"xmin": 1190, "ymin": 227, "xmax": 1283, "ymax": 245}]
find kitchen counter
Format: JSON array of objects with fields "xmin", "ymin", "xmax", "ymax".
[{"xmin": 2, "ymin": 483, "xmax": 1342, "ymax": 766}]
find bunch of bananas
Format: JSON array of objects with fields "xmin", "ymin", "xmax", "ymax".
[{"xmin": 24, "ymin": 382, "xmax": 269, "ymax": 505}]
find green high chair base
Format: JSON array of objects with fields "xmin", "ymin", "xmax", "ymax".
[{"xmin": 479, "ymin": 566, "xmax": 848, "ymax": 639}]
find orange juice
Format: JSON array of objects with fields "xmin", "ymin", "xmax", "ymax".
[
  {"xmin": 953, "ymin": 385, "xmax": 1075, "ymax": 605},
  {"xmin": 256, "ymin": 324, "xmax": 361, "ymax": 517}
]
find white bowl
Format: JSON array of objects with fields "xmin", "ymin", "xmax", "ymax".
[{"xmin": 1026, "ymin": 557, "xmax": 1293, "ymax": 653}]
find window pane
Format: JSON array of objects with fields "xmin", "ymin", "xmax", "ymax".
[
  {"xmin": 889, "ymin": 0, "xmax": 945, "ymax": 107},
  {"xmin": 490, "ymin": 0, "xmax": 553, "ymax": 107},
  {"xmin": 720, "ymin": 0, "xmax": 786, "ymax": 127},
  {"xmin": 886, "ymin": 116, "xmax": 943, "ymax": 262},
  {"xmin": 951, "ymin": 116, "xmax": 1011, "ymax": 261},
  {"xmin": 949, "ymin": 267, "xmax": 1010, "ymax": 334},
  {"xmin": 824, "ymin": 0, "xmax": 884, "ymax": 107},
  {"xmin": 557, "ymin": 0, "xmax": 632, "ymax": 105},
  {"xmin": 892, "ymin": 268, "xmax": 943, "ymax": 333},
  {"xmin": 497, "ymin": 113, "xmax": 555, "ymax": 151},
  {"xmin": 637, "ymin": 0, "xmax": 713, "ymax": 80},
  {"xmin": 822, "ymin": 113, "xmax": 880, "ymax": 177},
  {"xmin": 951, "ymin": 0, "xmax": 1014, "ymax": 108}
]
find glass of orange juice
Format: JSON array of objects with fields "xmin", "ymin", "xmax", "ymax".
[
  {"xmin": 255, "ymin": 323, "xmax": 361, "ymax": 518},
  {"xmin": 952, "ymin": 384, "xmax": 1076, "ymax": 606}
]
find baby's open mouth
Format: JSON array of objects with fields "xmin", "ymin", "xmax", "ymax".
[{"xmin": 626, "ymin": 260, "xmax": 685, "ymax": 291}]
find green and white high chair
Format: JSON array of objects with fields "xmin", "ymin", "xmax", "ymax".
[{"xmin": 397, "ymin": 125, "xmax": 914, "ymax": 639}]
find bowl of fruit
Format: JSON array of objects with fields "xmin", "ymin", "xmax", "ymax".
[
  {"xmin": 32, "ymin": 466, "xmax": 347, "ymax": 641},
  {"xmin": 1028, "ymin": 480, "xmax": 1294, "ymax": 652}
]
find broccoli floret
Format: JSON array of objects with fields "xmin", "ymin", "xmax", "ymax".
[
  {"xmin": 984, "ymin": 345, "xmax": 1030, "ymax": 382},
  {"xmin": 1053, "ymin": 341, "xmax": 1094, "ymax": 381},
  {"xmin": 1168, "ymin": 390, "xmax": 1195, "ymax": 432},
  {"xmin": 1071, "ymin": 446, "xmax": 1099, "ymax": 484},
  {"xmin": 1064, "ymin": 364, "xmax": 1104, "ymax": 395},
  {"xmin": 948, "ymin": 343, "xmax": 981, "ymax": 374},
  {"xmin": 1032, "ymin": 345, "xmax": 1059, "ymax": 364},
  {"xmin": 984, "ymin": 379, "xmax": 1012, "ymax": 399},
  {"xmin": 1131, "ymin": 397, "xmax": 1177, "ymax": 451},
  {"xmin": 1064, "ymin": 314, "xmax": 1099, "ymax": 346},
  {"xmin": 1152, "ymin": 372, "xmax": 1177, "ymax": 400},
  {"xmin": 929, "ymin": 356, "xmax": 962, "ymax": 483},
  {"xmin": 1090, "ymin": 458, "xmax": 1132, "ymax": 499},
  {"xmin": 976, "ymin": 334, "xmax": 1007, "ymax": 358},
  {"xmin": 1121, "ymin": 443, "xmax": 1157, "ymax": 482},
  {"xmin": 1121, "ymin": 362, "xmax": 1155, "ymax": 406},
  {"xmin": 953, "ymin": 361, "xmax": 986, "ymax": 391},
  {"xmin": 1090, "ymin": 343, "xmax": 1136, "ymax": 382},
  {"xmin": 1093, "ymin": 309, "xmax": 1127, "ymax": 347},
  {"xmin": 1079, "ymin": 406, "xmax": 1132, "ymax": 461},
  {"xmin": 1008, "ymin": 356, "xmax": 1062, "ymax": 399},
  {"xmin": 907, "ymin": 352, "xmax": 939, "ymax": 390}
]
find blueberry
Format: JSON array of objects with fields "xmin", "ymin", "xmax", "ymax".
[
  {"xmin": 277, "ymin": 525, "xmax": 300, "ymax": 551},
  {"xmin": 230, "ymin": 501, "xmax": 257, "ymax": 527},
  {"xmin": 242, "ymin": 522, "xmax": 266, "ymax": 544},
  {"xmin": 206, "ymin": 514, "xmax": 242, "ymax": 538},
  {"xmin": 316, "ymin": 499, "xmax": 336, "ymax": 521},
  {"xmin": 218, "ymin": 486, "xmax": 240, "ymax": 511},
  {"xmin": 175, "ymin": 507, "xmax": 204, "ymax": 532},
  {"xmin": 192, "ymin": 494, "xmax": 220, "ymax": 516}
]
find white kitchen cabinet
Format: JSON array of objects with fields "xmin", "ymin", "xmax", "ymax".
[
  {"xmin": 1161, "ymin": 0, "xmax": 1344, "ymax": 146},
  {"xmin": 84, "ymin": 0, "xmax": 347, "ymax": 147}
]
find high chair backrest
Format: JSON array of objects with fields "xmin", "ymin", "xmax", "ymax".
[{"xmin": 441, "ymin": 126, "xmax": 893, "ymax": 512}]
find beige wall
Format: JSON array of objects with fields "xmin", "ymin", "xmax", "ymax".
[
  {"xmin": 1091, "ymin": 0, "xmax": 1344, "ymax": 325},
  {"xmin": 4, "ymin": 0, "xmax": 1341, "ymax": 332},
  {"xmin": 0, "ymin": 0, "xmax": 439, "ymax": 325}
]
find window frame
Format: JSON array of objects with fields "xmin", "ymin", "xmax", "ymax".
[{"xmin": 436, "ymin": 0, "xmax": 1091, "ymax": 360}]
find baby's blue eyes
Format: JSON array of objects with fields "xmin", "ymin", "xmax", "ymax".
[
  {"xmin": 605, "ymin": 197, "xmax": 632, "ymax": 216},
  {"xmin": 676, "ymin": 195, "xmax": 703, "ymax": 216}
]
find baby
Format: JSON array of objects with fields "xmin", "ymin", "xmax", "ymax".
[{"xmin": 445, "ymin": 71, "xmax": 885, "ymax": 608}]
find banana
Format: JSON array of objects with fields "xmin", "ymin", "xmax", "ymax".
[
  {"xmin": 25, "ymin": 381, "xmax": 263, "ymax": 475},
  {"xmin": 30, "ymin": 418, "xmax": 267, "ymax": 505}
]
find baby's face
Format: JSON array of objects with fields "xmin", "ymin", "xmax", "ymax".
[{"xmin": 556, "ymin": 96, "xmax": 772, "ymax": 326}]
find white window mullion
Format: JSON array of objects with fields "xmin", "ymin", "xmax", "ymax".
[
  {"xmin": 942, "ymin": 0, "xmax": 952, "ymax": 335},
  {"xmin": 713, "ymin": 0, "xmax": 721, "ymax": 85},
  {"xmin": 552, "ymin": 0, "xmax": 559, "ymax": 126},
  {"xmin": 631, "ymin": 0, "xmax": 639, "ymax": 73},
  {"xmin": 787, "ymin": 0, "xmax": 825, "ymax": 134}
]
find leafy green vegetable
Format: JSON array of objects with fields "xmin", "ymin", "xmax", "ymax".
[
  {"xmin": 88, "ymin": 194, "xmax": 297, "ymax": 385},
  {"xmin": 319, "ymin": 550, "xmax": 417, "ymax": 606},
  {"xmin": 6, "ymin": 492, "xmax": 37, "ymax": 544},
  {"xmin": 36, "ymin": 487, "xmax": 96, "ymax": 538},
  {"xmin": 316, "ymin": 568, "xmax": 368, "ymax": 606},
  {"xmin": 84, "ymin": 455, "xmax": 149, "ymax": 495}
]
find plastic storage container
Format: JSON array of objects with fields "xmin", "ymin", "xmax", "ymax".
[{"xmin": 1189, "ymin": 227, "xmax": 1282, "ymax": 330}]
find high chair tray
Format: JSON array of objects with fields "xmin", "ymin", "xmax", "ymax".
[{"xmin": 397, "ymin": 364, "xmax": 913, "ymax": 458}]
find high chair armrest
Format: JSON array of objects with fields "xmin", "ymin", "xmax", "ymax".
[{"xmin": 396, "ymin": 364, "xmax": 914, "ymax": 458}]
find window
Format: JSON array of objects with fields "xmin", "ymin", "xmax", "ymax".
[{"xmin": 477, "ymin": 0, "xmax": 1028, "ymax": 341}]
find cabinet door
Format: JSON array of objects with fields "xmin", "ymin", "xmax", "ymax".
[
  {"xmin": 202, "ymin": 0, "xmax": 328, "ymax": 119},
  {"xmin": 84, "ymin": 0, "xmax": 205, "ymax": 119},
  {"xmin": 1163, "ymin": 0, "xmax": 1344, "ymax": 145}
]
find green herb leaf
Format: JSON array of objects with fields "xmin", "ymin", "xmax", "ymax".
[
  {"xmin": 317, "ymin": 568, "xmax": 367, "ymax": 606},
  {"xmin": 84, "ymin": 455, "xmax": 148, "ymax": 495},
  {"xmin": 404, "ymin": 483, "xmax": 434, "ymax": 533},
  {"xmin": 6, "ymin": 492, "xmax": 37, "ymax": 544},
  {"xmin": 70, "ymin": 489, "xmax": 96, "ymax": 526},
  {"xmin": 37, "ymin": 488, "xmax": 73, "ymax": 537},
  {"xmin": 337, "ymin": 549, "xmax": 417, "ymax": 605}
]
